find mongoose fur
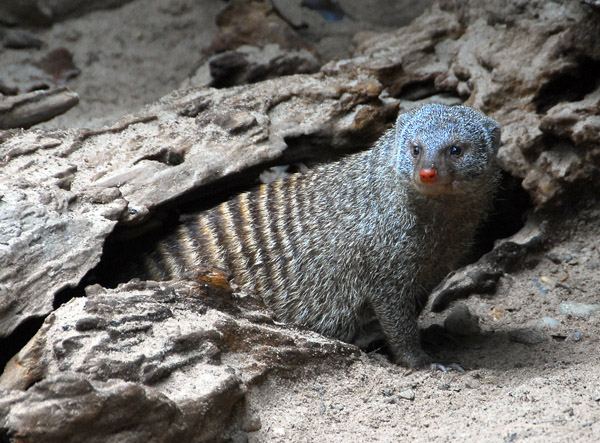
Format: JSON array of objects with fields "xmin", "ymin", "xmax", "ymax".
[{"xmin": 142, "ymin": 104, "xmax": 501, "ymax": 368}]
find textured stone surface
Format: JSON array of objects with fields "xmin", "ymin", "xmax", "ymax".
[
  {"xmin": 2, "ymin": 0, "xmax": 599, "ymax": 352},
  {"xmin": 0, "ymin": 87, "xmax": 79, "ymax": 129},
  {"xmin": 189, "ymin": 44, "xmax": 321, "ymax": 89},
  {"xmin": 185, "ymin": 0, "xmax": 323, "ymax": 88},
  {"xmin": 0, "ymin": 277, "xmax": 358, "ymax": 442},
  {"xmin": 1, "ymin": 0, "xmax": 600, "ymax": 439},
  {"xmin": 347, "ymin": 0, "xmax": 600, "ymax": 206}
]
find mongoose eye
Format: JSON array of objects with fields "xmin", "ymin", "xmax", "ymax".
[
  {"xmin": 412, "ymin": 146, "xmax": 421, "ymax": 157},
  {"xmin": 450, "ymin": 146, "xmax": 462, "ymax": 156}
]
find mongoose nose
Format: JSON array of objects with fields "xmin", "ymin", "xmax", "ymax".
[{"xmin": 419, "ymin": 168, "xmax": 438, "ymax": 183}]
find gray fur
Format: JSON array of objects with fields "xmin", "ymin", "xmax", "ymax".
[{"xmin": 146, "ymin": 104, "xmax": 501, "ymax": 368}]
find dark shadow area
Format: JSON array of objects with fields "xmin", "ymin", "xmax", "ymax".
[
  {"xmin": 397, "ymin": 79, "xmax": 439, "ymax": 101},
  {"xmin": 0, "ymin": 427, "xmax": 13, "ymax": 443},
  {"xmin": 0, "ymin": 316, "xmax": 45, "ymax": 374},
  {"xmin": 468, "ymin": 171, "xmax": 533, "ymax": 262},
  {"xmin": 422, "ymin": 325, "xmax": 574, "ymax": 372},
  {"xmin": 534, "ymin": 57, "xmax": 600, "ymax": 114},
  {"xmin": 53, "ymin": 284, "xmax": 87, "ymax": 310},
  {"xmin": 396, "ymin": 79, "xmax": 463, "ymax": 102}
]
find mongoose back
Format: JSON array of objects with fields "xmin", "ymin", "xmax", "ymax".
[{"xmin": 142, "ymin": 104, "xmax": 501, "ymax": 368}]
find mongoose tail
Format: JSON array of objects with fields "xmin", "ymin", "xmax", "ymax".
[{"xmin": 144, "ymin": 104, "xmax": 501, "ymax": 369}]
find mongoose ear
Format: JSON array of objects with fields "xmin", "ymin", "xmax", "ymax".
[{"xmin": 482, "ymin": 117, "xmax": 501, "ymax": 154}]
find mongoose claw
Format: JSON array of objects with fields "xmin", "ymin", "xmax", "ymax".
[
  {"xmin": 448, "ymin": 363, "xmax": 466, "ymax": 373},
  {"xmin": 429, "ymin": 363, "xmax": 448, "ymax": 372},
  {"xmin": 429, "ymin": 362, "xmax": 466, "ymax": 373}
]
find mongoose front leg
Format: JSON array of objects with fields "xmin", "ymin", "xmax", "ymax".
[{"xmin": 371, "ymin": 293, "xmax": 432, "ymax": 369}]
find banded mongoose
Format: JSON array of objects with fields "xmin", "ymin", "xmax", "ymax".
[{"xmin": 143, "ymin": 104, "xmax": 501, "ymax": 368}]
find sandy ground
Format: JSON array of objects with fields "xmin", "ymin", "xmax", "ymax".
[{"xmin": 1, "ymin": 1, "xmax": 599, "ymax": 441}]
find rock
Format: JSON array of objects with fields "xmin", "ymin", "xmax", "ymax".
[
  {"xmin": 398, "ymin": 389, "xmax": 416, "ymax": 401},
  {"xmin": 431, "ymin": 213, "xmax": 547, "ymax": 312},
  {"xmin": 0, "ymin": 375, "xmax": 190, "ymax": 442},
  {"xmin": 204, "ymin": 44, "xmax": 321, "ymax": 88},
  {"xmin": 464, "ymin": 376, "xmax": 481, "ymax": 389},
  {"xmin": 34, "ymin": 48, "xmax": 80, "ymax": 85},
  {"xmin": 558, "ymin": 301, "xmax": 600, "ymax": 320},
  {"xmin": 0, "ymin": 26, "xmax": 43, "ymax": 49},
  {"xmin": 242, "ymin": 415, "xmax": 262, "ymax": 432},
  {"xmin": 349, "ymin": 0, "xmax": 600, "ymax": 207},
  {"xmin": 272, "ymin": 0, "xmax": 435, "ymax": 61},
  {"xmin": 210, "ymin": 1, "xmax": 314, "ymax": 54},
  {"xmin": 0, "ymin": 278, "xmax": 358, "ymax": 441},
  {"xmin": 508, "ymin": 328, "xmax": 550, "ymax": 345},
  {"xmin": 186, "ymin": 1, "xmax": 322, "ymax": 88},
  {"xmin": 0, "ymin": 0, "xmax": 133, "ymax": 26},
  {"xmin": 536, "ymin": 317, "xmax": 561, "ymax": 329},
  {"xmin": 443, "ymin": 303, "xmax": 481, "ymax": 337},
  {"xmin": 0, "ymin": 86, "xmax": 79, "ymax": 129},
  {"xmin": 0, "ymin": 182, "xmax": 115, "ymax": 339}
]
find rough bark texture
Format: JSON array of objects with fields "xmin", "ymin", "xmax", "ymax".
[{"xmin": 1, "ymin": 0, "xmax": 599, "ymax": 440}]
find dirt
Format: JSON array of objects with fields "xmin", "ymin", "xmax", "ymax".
[{"xmin": 1, "ymin": 0, "xmax": 599, "ymax": 441}]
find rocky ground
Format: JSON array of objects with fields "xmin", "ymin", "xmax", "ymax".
[{"xmin": 1, "ymin": 0, "xmax": 599, "ymax": 441}]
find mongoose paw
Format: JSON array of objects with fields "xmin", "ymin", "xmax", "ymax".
[{"xmin": 396, "ymin": 349, "xmax": 435, "ymax": 370}]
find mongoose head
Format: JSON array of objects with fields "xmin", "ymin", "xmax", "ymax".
[{"xmin": 394, "ymin": 104, "xmax": 500, "ymax": 196}]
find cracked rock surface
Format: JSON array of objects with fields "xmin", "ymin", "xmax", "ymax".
[
  {"xmin": 0, "ymin": 278, "xmax": 358, "ymax": 442},
  {"xmin": 1, "ymin": 0, "xmax": 600, "ymax": 441}
]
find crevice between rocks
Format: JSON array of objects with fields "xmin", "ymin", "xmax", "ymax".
[
  {"xmin": 470, "ymin": 171, "xmax": 533, "ymax": 261},
  {"xmin": 0, "ymin": 317, "xmax": 45, "ymax": 374},
  {"xmin": 534, "ymin": 57, "xmax": 600, "ymax": 114}
]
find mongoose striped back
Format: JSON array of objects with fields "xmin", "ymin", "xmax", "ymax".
[
  {"xmin": 143, "ymin": 143, "xmax": 394, "ymax": 321},
  {"xmin": 141, "ymin": 104, "xmax": 501, "ymax": 368},
  {"xmin": 145, "ymin": 169, "xmax": 324, "ymax": 298}
]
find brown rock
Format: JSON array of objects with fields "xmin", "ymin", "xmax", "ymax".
[
  {"xmin": 211, "ymin": 1, "xmax": 314, "ymax": 54},
  {"xmin": 0, "ymin": 278, "xmax": 358, "ymax": 442},
  {"xmin": 189, "ymin": 1, "xmax": 322, "ymax": 88},
  {"xmin": 206, "ymin": 44, "xmax": 321, "ymax": 88}
]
